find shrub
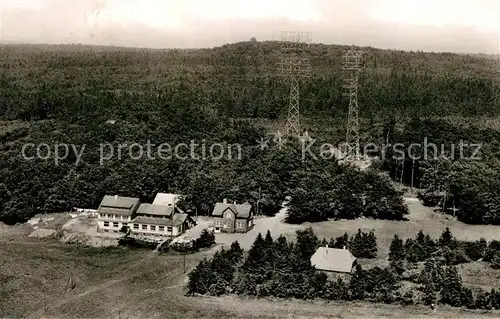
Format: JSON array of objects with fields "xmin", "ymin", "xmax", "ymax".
[
  {"xmin": 401, "ymin": 291, "xmax": 414, "ymax": 306},
  {"xmin": 118, "ymin": 237, "xmax": 156, "ymax": 250},
  {"xmin": 195, "ymin": 229, "xmax": 215, "ymax": 250}
]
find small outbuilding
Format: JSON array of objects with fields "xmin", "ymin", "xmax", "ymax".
[{"xmin": 310, "ymin": 245, "xmax": 357, "ymax": 279}]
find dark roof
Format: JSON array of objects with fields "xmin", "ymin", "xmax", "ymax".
[
  {"xmin": 211, "ymin": 202, "xmax": 252, "ymax": 219},
  {"xmin": 137, "ymin": 203, "xmax": 175, "ymax": 217},
  {"xmin": 131, "ymin": 213, "xmax": 188, "ymax": 227},
  {"xmin": 310, "ymin": 247, "xmax": 356, "ymax": 273},
  {"xmin": 98, "ymin": 195, "xmax": 139, "ymax": 216}
]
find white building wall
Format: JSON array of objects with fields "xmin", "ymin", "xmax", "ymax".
[
  {"xmin": 97, "ymin": 214, "xmax": 132, "ymax": 233},
  {"xmin": 129, "ymin": 223, "xmax": 184, "ymax": 242}
]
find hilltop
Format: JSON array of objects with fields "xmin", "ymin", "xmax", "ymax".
[{"xmin": 1, "ymin": 41, "xmax": 499, "ymax": 122}]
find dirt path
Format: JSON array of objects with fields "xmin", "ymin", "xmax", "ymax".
[{"xmin": 27, "ymin": 250, "xmax": 159, "ymax": 319}]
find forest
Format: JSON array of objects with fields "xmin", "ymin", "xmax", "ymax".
[{"xmin": 0, "ymin": 42, "xmax": 499, "ymax": 224}]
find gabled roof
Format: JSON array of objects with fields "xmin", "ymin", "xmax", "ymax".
[
  {"xmin": 310, "ymin": 247, "xmax": 357, "ymax": 273},
  {"xmin": 98, "ymin": 195, "xmax": 139, "ymax": 216},
  {"xmin": 211, "ymin": 202, "xmax": 252, "ymax": 219},
  {"xmin": 152, "ymin": 193, "xmax": 180, "ymax": 206},
  {"xmin": 137, "ymin": 203, "xmax": 175, "ymax": 217}
]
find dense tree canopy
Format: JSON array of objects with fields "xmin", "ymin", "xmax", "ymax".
[{"xmin": 1, "ymin": 42, "xmax": 499, "ymax": 224}]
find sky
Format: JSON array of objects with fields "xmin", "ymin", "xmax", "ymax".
[{"xmin": 1, "ymin": 0, "xmax": 500, "ymax": 53}]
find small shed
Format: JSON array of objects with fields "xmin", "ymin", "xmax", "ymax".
[{"xmin": 310, "ymin": 246, "xmax": 357, "ymax": 278}]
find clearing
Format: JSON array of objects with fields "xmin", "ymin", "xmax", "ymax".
[
  {"xmin": 1, "ymin": 197, "xmax": 499, "ymax": 318},
  {"xmin": 1, "ymin": 235, "xmax": 499, "ymax": 319}
]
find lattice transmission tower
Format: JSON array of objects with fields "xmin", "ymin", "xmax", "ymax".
[
  {"xmin": 342, "ymin": 49, "xmax": 363, "ymax": 160},
  {"xmin": 277, "ymin": 31, "xmax": 312, "ymax": 136}
]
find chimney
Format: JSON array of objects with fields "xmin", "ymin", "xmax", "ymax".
[
  {"xmin": 325, "ymin": 244, "xmax": 328, "ymax": 248},
  {"xmin": 223, "ymin": 198, "xmax": 227, "ymax": 204},
  {"xmin": 114, "ymin": 195, "xmax": 118, "ymax": 200},
  {"xmin": 233, "ymin": 200, "xmax": 236, "ymax": 204},
  {"xmin": 343, "ymin": 245, "xmax": 346, "ymax": 250}
]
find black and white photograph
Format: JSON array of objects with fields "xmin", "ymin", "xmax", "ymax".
[{"xmin": 0, "ymin": 1, "xmax": 500, "ymax": 318}]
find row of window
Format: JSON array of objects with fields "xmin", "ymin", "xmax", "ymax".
[
  {"xmin": 215, "ymin": 220, "xmax": 246, "ymax": 228},
  {"xmin": 102, "ymin": 221, "xmax": 177, "ymax": 233},
  {"xmin": 103, "ymin": 221, "xmax": 123, "ymax": 228},
  {"xmin": 100, "ymin": 214, "xmax": 130, "ymax": 220},
  {"xmin": 132, "ymin": 224, "xmax": 173, "ymax": 232}
]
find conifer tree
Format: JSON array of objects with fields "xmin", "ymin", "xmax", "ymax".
[
  {"xmin": 416, "ymin": 230, "xmax": 426, "ymax": 246},
  {"xmin": 325, "ymin": 278, "xmax": 349, "ymax": 301},
  {"xmin": 365, "ymin": 230, "xmax": 378, "ymax": 258},
  {"xmin": 460, "ymin": 287, "xmax": 475, "ymax": 309},
  {"xmin": 243, "ymin": 233, "xmax": 266, "ymax": 276},
  {"xmin": 307, "ymin": 272, "xmax": 328, "ymax": 299},
  {"xmin": 334, "ymin": 233, "xmax": 349, "ymax": 248},
  {"xmin": 439, "ymin": 227, "xmax": 455, "ymax": 248},
  {"xmin": 227, "ymin": 241, "xmax": 243, "ymax": 264},
  {"xmin": 264, "ymin": 230, "xmax": 274, "ymax": 248},
  {"xmin": 440, "ymin": 266, "xmax": 463, "ymax": 307},
  {"xmin": 389, "ymin": 259, "xmax": 405, "ymax": 276},
  {"xmin": 349, "ymin": 229, "xmax": 364, "ymax": 258},
  {"xmin": 401, "ymin": 291, "xmax": 414, "ymax": 306},
  {"xmin": 389, "ymin": 235, "xmax": 405, "ymax": 261},
  {"xmin": 489, "ymin": 289, "xmax": 499, "ymax": 309},
  {"xmin": 422, "ymin": 277, "xmax": 437, "ymax": 306},
  {"xmin": 187, "ymin": 258, "xmax": 214, "ymax": 295},
  {"xmin": 475, "ymin": 288, "xmax": 491, "ymax": 309},
  {"xmin": 349, "ymin": 264, "xmax": 367, "ymax": 300},
  {"xmin": 424, "ymin": 234, "xmax": 436, "ymax": 252},
  {"xmin": 406, "ymin": 241, "xmax": 426, "ymax": 263},
  {"xmin": 211, "ymin": 248, "xmax": 235, "ymax": 285},
  {"xmin": 295, "ymin": 227, "xmax": 319, "ymax": 260}
]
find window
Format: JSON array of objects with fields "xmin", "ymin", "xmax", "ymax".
[
  {"xmin": 122, "ymin": 223, "xmax": 128, "ymax": 227},
  {"xmin": 215, "ymin": 219, "xmax": 221, "ymax": 226},
  {"xmin": 150, "ymin": 225, "xmax": 156, "ymax": 231},
  {"xmin": 142, "ymin": 225, "xmax": 147, "ymax": 230},
  {"xmin": 167, "ymin": 226, "xmax": 172, "ymax": 232},
  {"xmin": 103, "ymin": 221, "xmax": 109, "ymax": 227},
  {"xmin": 224, "ymin": 211, "xmax": 232, "ymax": 219},
  {"xmin": 113, "ymin": 222, "xmax": 119, "ymax": 228},
  {"xmin": 237, "ymin": 221, "xmax": 244, "ymax": 228},
  {"xmin": 159, "ymin": 226, "xmax": 165, "ymax": 231},
  {"xmin": 133, "ymin": 224, "xmax": 139, "ymax": 229}
]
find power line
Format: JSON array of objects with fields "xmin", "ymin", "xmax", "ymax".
[
  {"xmin": 342, "ymin": 48, "xmax": 363, "ymax": 161},
  {"xmin": 276, "ymin": 31, "xmax": 312, "ymax": 137}
]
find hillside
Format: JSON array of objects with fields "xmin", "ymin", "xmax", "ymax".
[
  {"xmin": 1, "ymin": 41, "xmax": 499, "ymax": 122},
  {"xmin": 1, "ymin": 42, "xmax": 500, "ymax": 225}
]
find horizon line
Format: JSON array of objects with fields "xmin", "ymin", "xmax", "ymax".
[{"xmin": 1, "ymin": 40, "xmax": 499, "ymax": 56}]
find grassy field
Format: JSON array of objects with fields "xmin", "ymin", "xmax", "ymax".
[
  {"xmin": 1, "ymin": 233, "xmax": 499, "ymax": 319},
  {"xmin": 1, "ymin": 197, "xmax": 499, "ymax": 318}
]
